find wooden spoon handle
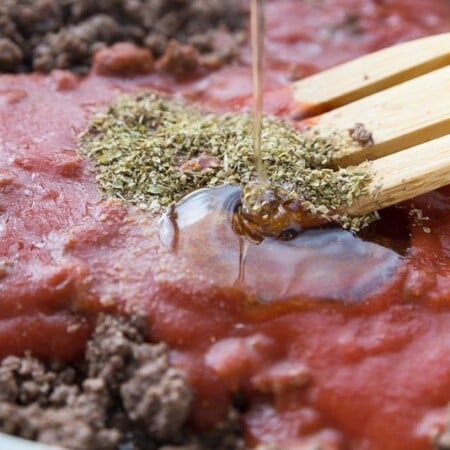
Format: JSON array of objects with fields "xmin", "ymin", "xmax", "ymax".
[
  {"xmin": 311, "ymin": 65, "xmax": 450, "ymax": 166},
  {"xmin": 347, "ymin": 134, "xmax": 450, "ymax": 215},
  {"xmin": 290, "ymin": 33, "xmax": 450, "ymax": 218},
  {"xmin": 293, "ymin": 32, "xmax": 450, "ymax": 114}
]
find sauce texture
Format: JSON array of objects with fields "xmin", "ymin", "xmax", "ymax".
[{"xmin": 0, "ymin": 1, "xmax": 450, "ymax": 450}]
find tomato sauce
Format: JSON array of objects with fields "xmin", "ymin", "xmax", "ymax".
[{"xmin": 0, "ymin": 1, "xmax": 449, "ymax": 449}]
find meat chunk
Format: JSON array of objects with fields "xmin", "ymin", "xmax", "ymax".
[
  {"xmin": 159, "ymin": 39, "xmax": 202, "ymax": 77},
  {"xmin": 0, "ymin": 314, "xmax": 195, "ymax": 450},
  {"xmin": 0, "ymin": 0, "xmax": 248, "ymax": 73},
  {"xmin": 92, "ymin": 42, "xmax": 154, "ymax": 76},
  {"xmin": 0, "ymin": 38, "xmax": 23, "ymax": 70}
]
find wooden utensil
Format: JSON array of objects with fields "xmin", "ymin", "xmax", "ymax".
[{"xmin": 292, "ymin": 33, "xmax": 450, "ymax": 216}]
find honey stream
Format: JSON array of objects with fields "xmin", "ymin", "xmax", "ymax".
[
  {"xmin": 233, "ymin": 0, "xmax": 267, "ymax": 287},
  {"xmin": 250, "ymin": 0, "xmax": 265, "ymax": 180}
]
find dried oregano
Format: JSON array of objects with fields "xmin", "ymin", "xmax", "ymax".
[{"xmin": 78, "ymin": 91, "xmax": 377, "ymax": 229}]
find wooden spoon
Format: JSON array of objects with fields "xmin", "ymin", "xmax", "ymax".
[{"xmin": 292, "ymin": 33, "xmax": 450, "ymax": 216}]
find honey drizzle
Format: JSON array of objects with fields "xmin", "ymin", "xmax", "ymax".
[
  {"xmin": 250, "ymin": 0, "xmax": 266, "ymax": 180},
  {"xmin": 236, "ymin": 236, "xmax": 249, "ymax": 286}
]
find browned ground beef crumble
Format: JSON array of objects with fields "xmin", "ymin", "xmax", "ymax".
[
  {"xmin": 0, "ymin": 0, "xmax": 248, "ymax": 74},
  {"xmin": 0, "ymin": 314, "xmax": 245, "ymax": 450}
]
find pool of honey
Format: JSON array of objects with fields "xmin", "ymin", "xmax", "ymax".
[{"xmin": 160, "ymin": 185, "xmax": 401, "ymax": 303}]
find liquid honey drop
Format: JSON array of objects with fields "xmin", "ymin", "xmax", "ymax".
[
  {"xmin": 239, "ymin": 180, "xmax": 326, "ymax": 240},
  {"xmin": 159, "ymin": 185, "xmax": 401, "ymax": 303}
]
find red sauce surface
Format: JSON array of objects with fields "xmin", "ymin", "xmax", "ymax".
[{"xmin": 0, "ymin": 1, "xmax": 450, "ymax": 449}]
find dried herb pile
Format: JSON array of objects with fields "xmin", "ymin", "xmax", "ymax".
[{"xmin": 79, "ymin": 91, "xmax": 376, "ymax": 229}]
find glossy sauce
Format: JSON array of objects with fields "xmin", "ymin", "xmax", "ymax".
[{"xmin": 0, "ymin": 2, "xmax": 449, "ymax": 450}]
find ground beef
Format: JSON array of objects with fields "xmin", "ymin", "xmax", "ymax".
[
  {"xmin": 0, "ymin": 37, "xmax": 23, "ymax": 70},
  {"xmin": 0, "ymin": 314, "xmax": 244, "ymax": 450},
  {"xmin": 33, "ymin": 14, "xmax": 121, "ymax": 72},
  {"xmin": 158, "ymin": 39, "xmax": 202, "ymax": 77},
  {"xmin": 0, "ymin": 0, "xmax": 248, "ymax": 74},
  {"xmin": 92, "ymin": 42, "xmax": 154, "ymax": 76}
]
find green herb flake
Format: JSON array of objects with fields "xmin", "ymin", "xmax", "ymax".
[{"xmin": 78, "ymin": 91, "xmax": 376, "ymax": 230}]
